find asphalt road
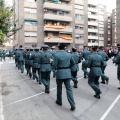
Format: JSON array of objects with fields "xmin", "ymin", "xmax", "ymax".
[{"xmin": 0, "ymin": 58, "xmax": 120, "ymax": 120}]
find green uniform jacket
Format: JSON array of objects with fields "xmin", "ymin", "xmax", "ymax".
[
  {"xmin": 53, "ymin": 50, "xmax": 75, "ymax": 79},
  {"xmin": 114, "ymin": 52, "xmax": 120, "ymax": 71},
  {"xmin": 71, "ymin": 52, "xmax": 81, "ymax": 72},
  {"xmin": 40, "ymin": 51, "xmax": 52, "ymax": 72},
  {"xmin": 81, "ymin": 50, "xmax": 91, "ymax": 60},
  {"xmin": 86, "ymin": 52, "xmax": 104, "ymax": 76},
  {"xmin": 31, "ymin": 52, "xmax": 41, "ymax": 68},
  {"xmin": 98, "ymin": 50, "xmax": 109, "ymax": 66}
]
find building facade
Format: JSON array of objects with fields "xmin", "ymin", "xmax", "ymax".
[
  {"xmin": 13, "ymin": 0, "xmax": 111, "ymax": 48},
  {"xmin": 116, "ymin": 0, "xmax": 120, "ymax": 44}
]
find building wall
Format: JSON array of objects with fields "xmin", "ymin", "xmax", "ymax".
[
  {"xmin": 13, "ymin": 0, "xmax": 110, "ymax": 48},
  {"xmin": 116, "ymin": 0, "xmax": 120, "ymax": 44}
]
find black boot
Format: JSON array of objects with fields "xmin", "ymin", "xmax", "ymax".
[{"xmin": 73, "ymin": 81, "xmax": 78, "ymax": 88}]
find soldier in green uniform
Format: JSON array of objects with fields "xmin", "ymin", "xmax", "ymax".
[
  {"xmin": 0, "ymin": 50, "xmax": 2, "ymax": 61},
  {"xmin": 53, "ymin": 43, "xmax": 76, "ymax": 111},
  {"xmin": 28, "ymin": 47, "xmax": 34, "ymax": 78},
  {"xmin": 2, "ymin": 50, "xmax": 6, "ymax": 61},
  {"xmin": 71, "ymin": 47, "xmax": 81, "ymax": 88},
  {"xmin": 114, "ymin": 44, "xmax": 120, "ymax": 90},
  {"xmin": 31, "ymin": 47, "xmax": 41, "ymax": 84},
  {"xmin": 40, "ymin": 45, "xmax": 52, "ymax": 93},
  {"xmin": 50, "ymin": 46, "xmax": 57, "ymax": 78},
  {"xmin": 98, "ymin": 46, "xmax": 109, "ymax": 84},
  {"xmin": 24, "ymin": 47, "xmax": 30, "ymax": 75},
  {"xmin": 81, "ymin": 46, "xmax": 91, "ymax": 78},
  {"xmin": 17, "ymin": 48, "xmax": 25, "ymax": 73},
  {"xmin": 15, "ymin": 48, "xmax": 19, "ymax": 67},
  {"xmin": 86, "ymin": 46, "xmax": 104, "ymax": 99}
]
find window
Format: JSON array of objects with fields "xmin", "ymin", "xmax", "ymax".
[
  {"xmin": 75, "ymin": 5, "xmax": 83, "ymax": 10},
  {"xmin": 75, "ymin": 34, "xmax": 84, "ymax": 39},
  {"xmin": 25, "ymin": 32, "xmax": 37, "ymax": 37},
  {"xmin": 24, "ymin": 8, "xmax": 37, "ymax": 14},
  {"xmin": 75, "ymin": 14, "xmax": 84, "ymax": 20},
  {"xmin": 24, "ymin": 21, "xmax": 37, "ymax": 26},
  {"xmin": 99, "ymin": 8, "xmax": 104, "ymax": 12},
  {"xmin": 99, "ymin": 34, "xmax": 104, "ymax": 37},
  {"xmin": 75, "ymin": 25, "xmax": 84, "ymax": 30}
]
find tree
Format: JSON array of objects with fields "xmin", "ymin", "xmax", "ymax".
[
  {"xmin": 0, "ymin": 30, "xmax": 6, "ymax": 45},
  {"xmin": 0, "ymin": 0, "xmax": 23, "ymax": 42}
]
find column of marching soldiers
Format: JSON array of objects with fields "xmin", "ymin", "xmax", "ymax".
[{"xmin": 0, "ymin": 43, "xmax": 120, "ymax": 111}]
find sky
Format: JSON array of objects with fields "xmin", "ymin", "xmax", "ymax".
[{"xmin": 5, "ymin": 0, "xmax": 116, "ymax": 13}]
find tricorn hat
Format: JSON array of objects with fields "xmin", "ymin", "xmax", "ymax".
[{"xmin": 58, "ymin": 43, "xmax": 67, "ymax": 47}]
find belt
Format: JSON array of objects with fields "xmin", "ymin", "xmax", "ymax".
[
  {"xmin": 41, "ymin": 63, "xmax": 50, "ymax": 64},
  {"xmin": 57, "ymin": 67, "xmax": 70, "ymax": 69},
  {"xmin": 90, "ymin": 66, "xmax": 101, "ymax": 68}
]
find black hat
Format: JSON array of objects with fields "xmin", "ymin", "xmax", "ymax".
[
  {"xmin": 72, "ymin": 47, "xmax": 77, "ymax": 52},
  {"xmin": 58, "ymin": 43, "xmax": 67, "ymax": 47},
  {"xmin": 92, "ymin": 45, "xmax": 98, "ymax": 49},
  {"xmin": 34, "ymin": 47, "xmax": 40, "ymax": 50},
  {"xmin": 99, "ymin": 46, "xmax": 104, "ymax": 49},
  {"xmin": 41, "ymin": 45, "xmax": 49, "ymax": 48}
]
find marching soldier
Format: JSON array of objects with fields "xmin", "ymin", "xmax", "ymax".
[
  {"xmin": 98, "ymin": 46, "xmax": 109, "ymax": 84},
  {"xmin": 114, "ymin": 44, "xmax": 120, "ymax": 90},
  {"xmin": 81, "ymin": 46, "xmax": 91, "ymax": 78},
  {"xmin": 50, "ymin": 46, "xmax": 57, "ymax": 78},
  {"xmin": 31, "ymin": 47, "xmax": 41, "ymax": 84},
  {"xmin": 71, "ymin": 47, "xmax": 81, "ymax": 88},
  {"xmin": 28, "ymin": 47, "xmax": 34, "ymax": 78},
  {"xmin": 14, "ymin": 48, "xmax": 19, "ymax": 67},
  {"xmin": 53, "ymin": 43, "xmax": 76, "ymax": 111},
  {"xmin": 0, "ymin": 49, "xmax": 2, "ymax": 61},
  {"xmin": 40, "ymin": 45, "xmax": 52, "ymax": 94},
  {"xmin": 17, "ymin": 47, "xmax": 25, "ymax": 73},
  {"xmin": 2, "ymin": 50, "xmax": 6, "ymax": 61},
  {"xmin": 24, "ymin": 47, "xmax": 30, "ymax": 75},
  {"xmin": 86, "ymin": 46, "xmax": 104, "ymax": 99}
]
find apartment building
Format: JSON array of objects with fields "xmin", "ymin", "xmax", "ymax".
[
  {"xmin": 112, "ymin": 9, "xmax": 117, "ymax": 46},
  {"xmin": 13, "ymin": 0, "xmax": 110, "ymax": 48},
  {"xmin": 116, "ymin": 0, "xmax": 120, "ymax": 44}
]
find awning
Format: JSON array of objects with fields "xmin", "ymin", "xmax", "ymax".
[{"xmin": 24, "ymin": 18, "xmax": 38, "ymax": 23}]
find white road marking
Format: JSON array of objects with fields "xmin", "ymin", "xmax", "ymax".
[
  {"xmin": 3, "ymin": 77, "xmax": 83, "ymax": 107},
  {"xmin": 9, "ymin": 62, "xmax": 14, "ymax": 64},
  {"xmin": 100, "ymin": 94, "xmax": 120, "ymax": 120},
  {"xmin": 0, "ymin": 62, "xmax": 3, "ymax": 64},
  {"xmin": 0, "ymin": 62, "xmax": 4, "ymax": 120}
]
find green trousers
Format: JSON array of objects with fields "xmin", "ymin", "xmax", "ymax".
[
  {"xmin": 88, "ymin": 76, "xmax": 100, "ymax": 94},
  {"xmin": 56, "ymin": 79, "xmax": 75, "ymax": 108}
]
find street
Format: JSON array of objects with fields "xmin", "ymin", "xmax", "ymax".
[{"xmin": 0, "ymin": 58, "xmax": 120, "ymax": 120}]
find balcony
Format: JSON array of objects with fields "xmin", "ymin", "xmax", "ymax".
[
  {"xmin": 88, "ymin": 35, "xmax": 98, "ymax": 39},
  {"xmin": 88, "ymin": 0, "xmax": 98, "ymax": 6},
  {"xmin": 75, "ymin": 0, "xmax": 84, "ymax": 5},
  {"xmin": 24, "ymin": 2, "xmax": 37, "ymax": 8},
  {"xmin": 88, "ymin": 28, "xmax": 98, "ymax": 33},
  {"xmin": 43, "ymin": 2, "xmax": 72, "ymax": 11},
  {"xmin": 44, "ymin": 36, "xmax": 73, "ymax": 43},
  {"xmin": 88, "ymin": 42, "xmax": 98, "ymax": 46},
  {"xmin": 44, "ymin": 13, "xmax": 72, "ymax": 22},
  {"xmin": 24, "ymin": 26, "xmax": 37, "ymax": 31},
  {"xmin": 75, "ymin": 20, "xmax": 84, "ymax": 24},
  {"xmin": 24, "ymin": 13, "xmax": 37, "ymax": 19},
  {"xmin": 88, "ymin": 22, "xmax": 98, "ymax": 26},
  {"xmin": 25, "ymin": 37, "xmax": 37, "ymax": 43},
  {"xmin": 88, "ymin": 8, "xmax": 98, "ymax": 13},
  {"xmin": 44, "ymin": 25, "xmax": 73, "ymax": 32},
  {"xmin": 88, "ymin": 14, "xmax": 98, "ymax": 19}
]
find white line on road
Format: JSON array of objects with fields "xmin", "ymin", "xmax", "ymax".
[
  {"xmin": 3, "ymin": 77, "xmax": 83, "ymax": 107},
  {"xmin": 100, "ymin": 94, "xmax": 120, "ymax": 120},
  {"xmin": 0, "ymin": 62, "xmax": 4, "ymax": 120}
]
